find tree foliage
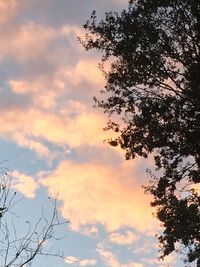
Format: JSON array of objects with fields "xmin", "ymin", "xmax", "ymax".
[{"xmin": 80, "ymin": 0, "xmax": 200, "ymax": 264}]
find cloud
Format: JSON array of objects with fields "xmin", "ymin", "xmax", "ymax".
[
  {"xmin": 158, "ymin": 254, "xmax": 178, "ymax": 267},
  {"xmin": 14, "ymin": 23, "xmax": 52, "ymax": 57},
  {"xmin": 79, "ymin": 225, "xmax": 99, "ymax": 237},
  {"xmin": 65, "ymin": 256, "xmax": 96, "ymax": 266},
  {"xmin": 97, "ymin": 243, "xmax": 144, "ymax": 267},
  {"xmin": 9, "ymin": 74, "xmax": 64, "ymax": 110},
  {"xmin": 0, "ymin": 23, "xmax": 54, "ymax": 64},
  {"xmin": 0, "ymin": 0, "xmax": 18, "ymax": 25},
  {"xmin": 17, "ymin": 0, "xmax": 128, "ymax": 28},
  {"xmin": 0, "ymin": 22, "xmax": 81, "ymax": 74},
  {"xmin": 65, "ymin": 256, "xmax": 78, "ymax": 264},
  {"xmin": 27, "ymin": 109, "xmax": 108, "ymax": 148},
  {"xmin": 0, "ymin": 109, "xmax": 53, "ymax": 159},
  {"xmin": 61, "ymin": 25, "xmax": 87, "ymax": 43},
  {"xmin": 108, "ymin": 231, "xmax": 138, "ymax": 245},
  {"xmin": 9, "ymin": 76, "xmax": 64, "ymax": 95},
  {"xmin": 97, "ymin": 247, "xmax": 121, "ymax": 267},
  {"xmin": 13, "ymin": 133, "xmax": 50, "ymax": 159},
  {"xmin": 12, "ymin": 170, "xmax": 38, "ymax": 198},
  {"xmin": 40, "ymin": 160, "xmax": 156, "ymax": 233},
  {"xmin": 0, "ymin": 97, "xmax": 114, "ymax": 161},
  {"xmin": 0, "ymin": 16, "xmax": 108, "ymax": 160},
  {"xmin": 74, "ymin": 60, "xmax": 104, "ymax": 86},
  {"xmin": 79, "ymin": 259, "xmax": 97, "ymax": 266},
  {"xmin": 132, "ymin": 238, "xmax": 155, "ymax": 255}
]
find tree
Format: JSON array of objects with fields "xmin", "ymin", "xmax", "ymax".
[
  {"xmin": 0, "ymin": 165, "xmax": 68, "ymax": 266},
  {"xmin": 80, "ymin": 0, "xmax": 200, "ymax": 265}
]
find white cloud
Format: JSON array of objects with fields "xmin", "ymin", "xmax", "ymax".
[
  {"xmin": 79, "ymin": 259, "xmax": 97, "ymax": 266},
  {"xmin": 65, "ymin": 256, "xmax": 96, "ymax": 266},
  {"xmin": 65, "ymin": 256, "xmax": 78, "ymax": 264},
  {"xmin": 12, "ymin": 170, "xmax": 37, "ymax": 198}
]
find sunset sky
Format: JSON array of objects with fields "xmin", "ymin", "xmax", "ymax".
[{"xmin": 0, "ymin": 1, "xmax": 186, "ymax": 267}]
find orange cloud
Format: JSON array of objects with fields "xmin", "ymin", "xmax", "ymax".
[
  {"xmin": 27, "ymin": 109, "xmax": 108, "ymax": 147},
  {"xmin": 76, "ymin": 60, "xmax": 104, "ymax": 85},
  {"xmin": 0, "ymin": 109, "xmax": 26, "ymax": 133},
  {"xmin": 0, "ymin": 105, "xmax": 112, "ymax": 157},
  {"xmin": 40, "ymin": 160, "xmax": 157, "ymax": 233},
  {"xmin": 63, "ymin": 59, "xmax": 104, "ymax": 89}
]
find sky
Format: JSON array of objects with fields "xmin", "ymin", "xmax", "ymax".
[{"xmin": 0, "ymin": 1, "xmax": 190, "ymax": 267}]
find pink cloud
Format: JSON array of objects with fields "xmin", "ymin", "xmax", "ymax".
[
  {"xmin": 0, "ymin": 104, "xmax": 113, "ymax": 159},
  {"xmin": 0, "ymin": 0, "xmax": 18, "ymax": 25},
  {"xmin": 1, "ymin": 78, "xmax": 122, "ymax": 160},
  {"xmin": 0, "ymin": 22, "xmax": 73, "ymax": 65},
  {"xmin": 11, "ymin": 23, "xmax": 57, "ymax": 62},
  {"xmin": 0, "ymin": 23, "xmax": 56, "ymax": 63},
  {"xmin": 9, "ymin": 75, "xmax": 64, "ymax": 110}
]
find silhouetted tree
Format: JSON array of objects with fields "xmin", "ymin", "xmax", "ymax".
[
  {"xmin": 0, "ymin": 166, "xmax": 69, "ymax": 266},
  {"xmin": 80, "ymin": 0, "xmax": 200, "ymax": 265}
]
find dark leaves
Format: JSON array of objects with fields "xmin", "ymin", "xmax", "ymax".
[{"xmin": 81, "ymin": 0, "xmax": 200, "ymax": 263}]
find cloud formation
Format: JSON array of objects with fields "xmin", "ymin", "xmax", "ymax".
[
  {"xmin": 0, "ymin": 18, "xmax": 108, "ymax": 161},
  {"xmin": 0, "ymin": 107, "xmax": 109, "ymax": 155}
]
